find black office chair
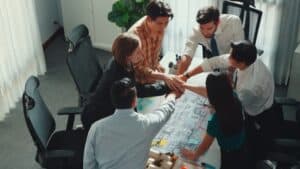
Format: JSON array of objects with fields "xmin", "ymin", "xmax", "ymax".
[
  {"xmin": 256, "ymin": 98, "xmax": 300, "ymax": 169},
  {"xmin": 23, "ymin": 76, "xmax": 85, "ymax": 169},
  {"xmin": 222, "ymin": 0, "xmax": 262, "ymax": 45},
  {"xmin": 275, "ymin": 97, "xmax": 300, "ymax": 139},
  {"xmin": 66, "ymin": 24, "xmax": 103, "ymax": 107}
]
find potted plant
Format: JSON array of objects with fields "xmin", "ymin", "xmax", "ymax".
[{"xmin": 108, "ymin": 0, "xmax": 150, "ymax": 31}]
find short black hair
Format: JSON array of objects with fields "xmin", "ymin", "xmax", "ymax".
[
  {"xmin": 111, "ymin": 78, "xmax": 137, "ymax": 109},
  {"xmin": 146, "ymin": 0, "xmax": 173, "ymax": 20},
  {"xmin": 196, "ymin": 6, "xmax": 220, "ymax": 24},
  {"xmin": 230, "ymin": 40, "xmax": 257, "ymax": 66}
]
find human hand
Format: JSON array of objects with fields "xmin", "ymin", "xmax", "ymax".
[
  {"xmin": 177, "ymin": 74, "xmax": 188, "ymax": 82},
  {"xmin": 164, "ymin": 75, "xmax": 184, "ymax": 93},
  {"xmin": 180, "ymin": 148, "xmax": 198, "ymax": 161},
  {"xmin": 169, "ymin": 89, "xmax": 184, "ymax": 99},
  {"xmin": 158, "ymin": 64, "xmax": 165, "ymax": 73}
]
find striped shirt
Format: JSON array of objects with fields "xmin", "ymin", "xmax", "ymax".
[{"xmin": 128, "ymin": 16, "xmax": 164, "ymax": 84}]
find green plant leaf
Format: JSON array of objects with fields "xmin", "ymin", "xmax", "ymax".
[
  {"xmin": 115, "ymin": 13, "xmax": 129, "ymax": 28},
  {"xmin": 135, "ymin": 0, "xmax": 144, "ymax": 3},
  {"xmin": 113, "ymin": 0, "xmax": 127, "ymax": 13},
  {"xmin": 107, "ymin": 0, "xmax": 148, "ymax": 29}
]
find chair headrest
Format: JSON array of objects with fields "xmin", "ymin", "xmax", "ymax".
[
  {"xmin": 25, "ymin": 76, "xmax": 40, "ymax": 96},
  {"xmin": 67, "ymin": 24, "xmax": 89, "ymax": 52},
  {"xmin": 24, "ymin": 76, "xmax": 40, "ymax": 110}
]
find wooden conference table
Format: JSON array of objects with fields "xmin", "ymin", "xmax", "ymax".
[{"xmin": 137, "ymin": 52, "xmax": 221, "ymax": 169}]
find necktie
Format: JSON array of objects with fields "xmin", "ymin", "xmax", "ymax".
[
  {"xmin": 233, "ymin": 69, "xmax": 238, "ymax": 89},
  {"xmin": 210, "ymin": 35, "xmax": 219, "ymax": 57}
]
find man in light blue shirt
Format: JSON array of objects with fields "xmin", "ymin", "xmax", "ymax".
[{"xmin": 83, "ymin": 78, "xmax": 181, "ymax": 169}]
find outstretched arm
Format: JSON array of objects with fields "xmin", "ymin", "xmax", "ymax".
[
  {"xmin": 183, "ymin": 83, "xmax": 207, "ymax": 98},
  {"xmin": 181, "ymin": 133, "xmax": 214, "ymax": 161},
  {"xmin": 178, "ymin": 65, "xmax": 205, "ymax": 82},
  {"xmin": 176, "ymin": 55, "xmax": 192, "ymax": 74},
  {"xmin": 150, "ymin": 71, "xmax": 184, "ymax": 93},
  {"xmin": 179, "ymin": 54, "xmax": 230, "ymax": 81}
]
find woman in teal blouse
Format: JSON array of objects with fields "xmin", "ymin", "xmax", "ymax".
[{"xmin": 181, "ymin": 72, "xmax": 249, "ymax": 169}]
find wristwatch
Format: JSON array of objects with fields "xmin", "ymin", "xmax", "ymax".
[{"xmin": 184, "ymin": 72, "xmax": 190, "ymax": 78}]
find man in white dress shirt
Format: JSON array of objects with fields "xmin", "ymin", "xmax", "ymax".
[
  {"xmin": 177, "ymin": 6, "xmax": 244, "ymax": 74},
  {"xmin": 181, "ymin": 40, "xmax": 280, "ymax": 161},
  {"xmin": 83, "ymin": 78, "xmax": 181, "ymax": 169}
]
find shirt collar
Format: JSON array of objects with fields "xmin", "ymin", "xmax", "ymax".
[
  {"xmin": 114, "ymin": 108, "xmax": 135, "ymax": 115},
  {"xmin": 143, "ymin": 17, "xmax": 163, "ymax": 38},
  {"xmin": 238, "ymin": 61, "xmax": 255, "ymax": 75},
  {"xmin": 214, "ymin": 23, "xmax": 222, "ymax": 36}
]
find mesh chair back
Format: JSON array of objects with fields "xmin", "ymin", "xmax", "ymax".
[
  {"xmin": 66, "ymin": 24, "xmax": 102, "ymax": 105},
  {"xmin": 222, "ymin": 0, "xmax": 262, "ymax": 44},
  {"xmin": 22, "ymin": 76, "xmax": 55, "ymax": 152}
]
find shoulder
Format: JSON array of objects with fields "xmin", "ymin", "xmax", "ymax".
[
  {"xmin": 88, "ymin": 119, "xmax": 104, "ymax": 138},
  {"xmin": 105, "ymin": 58, "xmax": 115, "ymax": 69},
  {"xmin": 220, "ymin": 14, "xmax": 241, "ymax": 24},
  {"xmin": 221, "ymin": 14, "xmax": 240, "ymax": 21},
  {"xmin": 105, "ymin": 59, "xmax": 128, "ymax": 76},
  {"xmin": 188, "ymin": 25, "xmax": 205, "ymax": 41},
  {"xmin": 254, "ymin": 59, "xmax": 271, "ymax": 73},
  {"xmin": 91, "ymin": 116, "xmax": 111, "ymax": 129},
  {"xmin": 128, "ymin": 16, "xmax": 147, "ymax": 34},
  {"xmin": 86, "ymin": 117, "xmax": 113, "ymax": 144},
  {"xmin": 192, "ymin": 25, "xmax": 200, "ymax": 32},
  {"xmin": 254, "ymin": 59, "xmax": 273, "ymax": 80}
]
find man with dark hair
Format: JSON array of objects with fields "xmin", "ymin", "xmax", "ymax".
[
  {"xmin": 181, "ymin": 40, "xmax": 277, "ymax": 162},
  {"xmin": 182, "ymin": 40, "xmax": 274, "ymax": 118},
  {"xmin": 177, "ymin": 6, "xmax": 244, "ymax": 74},
  {"xmin": 83, "ymin": 78, "xmax": 181, "ymax": 169},
  {"xmin": 128, "ymin": 0, "xmax": 181, "ymax": 92},
  {"xmin": 110, "ymin": 78, "xmax": 137, "ymax": 109}
]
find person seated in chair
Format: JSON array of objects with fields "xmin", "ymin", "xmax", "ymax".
[
  {"xmin": 81, "ymin": 32, "xmax": 182, "ymax": 130},
  {"xmin": 83, "ymin": 78, "xmax": 182, "ymax": 169},
  {"xmin": 177, "ymin": 6, "xmax": 244, "ymax": 74},
  {"xmin": 128, "ymin": 0, "xmax": 182, "ymax": 91}
]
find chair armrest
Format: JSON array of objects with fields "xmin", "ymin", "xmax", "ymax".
[
  {"xmin": 57, "ymin": 106, "xmax": 83, "ymax": 115},
  {"xmin": 45, "ymin": 149, "xmax": 75, "ymax": 159},
  {"xmin": 257, "ymin": 49, "xmax": 264, "ymax": 56},
  {"xmin": 57, "ymin": 107, "xmax": 84, "ymax": 130},
  {"xmin": 274, "ymin": 139, "xmax": 300, "ymax": 148},
  {"xmin": 275, "ymin": 97, "xmax": 300, "ymax": 105},
  {"xmin": 272, "ymin": 138, "xmax": 300, "ymax": 152},
  {"xmin": 266, "ymin": 152, "xmax": 300, "ymax": 165}
]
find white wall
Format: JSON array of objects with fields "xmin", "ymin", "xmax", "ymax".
[
  {"xmin": 60, "ymin": 0, "xmax": 95, "ymax": 39},
  {"xmin": 34, "ymin": 0, "xmax": 61, "ymax": 43},
  {"xmin": 92, "ymin": 0, "xmax": 121, "ymax": 51},
  {"xmin": 298, "ymin": 22, "xmax": 300, "ymax": 43},
  {"xmin": 60, "ymin": 0, "xmax": 120, "ymax": 51},
  {"xmin": 33, "ymin": 0, "xmax": 123, "ymax": 50},
  {"xmin": 56, "ymin": 0, "xmax": 63, "ymax": 26}
]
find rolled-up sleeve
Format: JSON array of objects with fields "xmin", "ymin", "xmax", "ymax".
[
  {"xmin": 183, "ymin": 26, "xmax": 204, "ymax": 58},
  {"xmin": 201, "ymin": 54, "xmax": 230, "ymax": 72},
  {"xmin": 144, "ymin": 96, "xmax": 176, "ymax": 135}
]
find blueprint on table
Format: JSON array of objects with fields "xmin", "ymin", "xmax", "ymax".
[{"xmin": 151, "ymin": 90, "xmax": 211, "ymax": 158}]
